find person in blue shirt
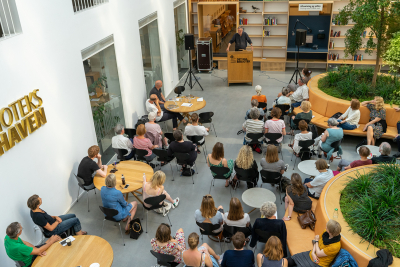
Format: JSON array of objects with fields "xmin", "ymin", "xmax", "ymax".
[{"xmin": 221, "ymin": 232, "xmax": 254, "ymax": 267}]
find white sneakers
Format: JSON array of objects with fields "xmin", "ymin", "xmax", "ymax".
[
  {"xmin": 172, "ymin": 198, "xmax": 180, "ymax": 209},
  {"xmin": 154, "ymin": 198, "xmax": 179, "ymax": 216}
]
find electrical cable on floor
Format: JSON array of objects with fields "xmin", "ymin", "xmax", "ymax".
[
  {"xmin": 211, "ymin": 69, "xmax": 227, "ymax": 82},
  {"xmin": 258, "ymin": 71, "xmax": 288, "ymax": 85}
]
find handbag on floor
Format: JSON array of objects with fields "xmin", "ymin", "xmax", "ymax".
[
  {"xmin": 129, "ymin": 218, "xmax": 143, "ymax": 239},
  {"xmin": 297, "ymin": 210, "xmax": 317, "ymax": 230}
]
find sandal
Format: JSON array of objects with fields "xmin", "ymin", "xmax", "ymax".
[
  {"xmin": 208, "ymin": 235, "xmax": 222, "ymax": 242},
  {"xmin": 125, "ymin": 230, "xmax": 130, "ymax": 235},
  {"xmin": 288, "ymin": 144, "xmax": 293, "ymax": 148},
  {"xmin": 225, "ymin": 180, "xmax": 230, "ymax": 187},
  {"xmin": 81, "ymin": 231, "xmax": 88, "ymax": 235}
]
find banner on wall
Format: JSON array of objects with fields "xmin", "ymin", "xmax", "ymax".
[
  {"xmin": 0, "ymin": 89, "xmax": 46, "ymax": 156},
  {"xmin": 298, "ymin": 4, "xmax": 323, "ymax": 11}
]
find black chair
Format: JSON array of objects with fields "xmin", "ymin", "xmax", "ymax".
[
  {"xmin": 150, "ymin": 251, "xmax": 179, "ymax": 267},
  {"xmin": 196, "ymin": 222, "xmax": 223, "ymax": 253},
  {"xmin": 264, "ymin": 133, "xmax": 283, "ymax": 157},
  {"xmin": 36, "ymin": 225, "xmax": 71, "ymax": 240},
  {"xmin": 187, "ymin": 135, "xmax": 208, "ymax": 161},
  {"xmin": 290, "ymin": 118, "xmax": 311, "ymax": 143},
  {"xmin": 292, "ymin": 139, "xmax": 315, "ymax": 169},
  {"xmin": 223, "ymin": 224, "xmax": 251, "ymax": 240},
  {"xmin": 260, "ymin": 170, "xmax": 283, "ymax": 204},
  {"xmin": 234, "ymin": 168, "xmax": 257, "ymax": 189},
  {"xmin": 164, "ymin": 133, "xmax": 175, "ymax": 144},
  {"xmin": 152, "ymin": 149, "xmax": 175, "ymax": 180},
  {"xmin": 209, "ymin": 166, "xmax": 233, "ymax": 197},
  {"xmin": 99, "ymin": 206, "xmax": 125, "ymax": 246},
  {"xmin": 199, "ymin": 112, "xmax": 217, "ymax": 137},
  {"xmin": 13, "ymin": 260, "xmax": 25, "ymax": 267},
  {"xmin": 275, "ymin": 104, "xmax": 291, "ymax": 122},
  {"xmin": 135, "ymin": 149, "xmax": 153, "ymax": 164},
  {"xmin": 252, "ymin": 229, "xmax": 280, "ymax": 252},
  {"xmin": 115, "ymin": 148, "xmax": 128, "ymax": 161},
  {"xmin": 322, "ymin": 139, "xmax": 343, "ymax": 162},
  {"xmin": 142, "ymin": 194, "xmax": 172, "ymax": 233},
  {"xmin": 258, "ymin": 102, "xmax": 267, "ymax": 110},
  {"xmin": 124, "ymin": 128, "xmax": 136, "ymax": 139},
  {"xmin": 245, "ymin": 133, "xmax": 264, "ymax": 150},
  {"xmin": 174, "ymin": 152, "xmax": 197, "ymax": 184},
  {"xmin": 75, "ymin": 174, "xmax": 97, "ymax": 212},
  {"xmin": 246, "ymin": 114, "xmax": 264, "ymax": 121}
]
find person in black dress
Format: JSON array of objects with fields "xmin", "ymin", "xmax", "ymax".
[{"xmin": 168, "ymin": 130, "xmax": 197, "ymax": 166}]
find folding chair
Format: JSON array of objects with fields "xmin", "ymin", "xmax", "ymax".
[
  {"xmin": 260, "ymin": 170, "xmax": 283, "ymax": 204},
  {"xmin": 209, "ymin": 166, "xmax": 233, "ymax": 197}
]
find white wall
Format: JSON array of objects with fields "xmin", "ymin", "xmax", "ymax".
[{"xmin": 0, "ymin": 0, "xmax": 180, "ymax": 265}]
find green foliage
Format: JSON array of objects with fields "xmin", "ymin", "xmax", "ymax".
[
  {"xmin": 340, "ymin": 164, "xmax": 400, "ymax": 257},
  {"xmin": 88, "ymin": 76, "xmax": 107, "ymax": 94},
  {"xmin": 318, "ymin": 66, "xmax": 400, "ymax": 104},
  {"xmin": 383, "ymin": 31, "xmax": 400, "ymax": 73},
  {"xmin": 176, "ymin": 29, "xmax": 185, "ymax": 54}
]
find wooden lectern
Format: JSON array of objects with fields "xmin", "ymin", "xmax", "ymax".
[{"xmin": 227, "ymin": 51, "xmax": 253, "ymax": 86}]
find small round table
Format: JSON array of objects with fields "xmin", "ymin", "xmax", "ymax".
[
  {"xmin": 242, "ymin": 188, "xmax": 276, "ymax": 214},
  {"xmin": 356, "ymin": 145, "xmax": 381, "ymax": 159},
  {"xmin": 298, "ymin": 160, "xmax": 320, "ymax": 177},
  {"xmin": 32, "ymin": 235, "xmax": 113, "ymax": 267},
  {"xmin": 164, "ymin": 96, "xmax": 206, "ymax": 124},
  {"xmin": 93, "ymin": 161, "xmax": 153, "ymax": 204}
]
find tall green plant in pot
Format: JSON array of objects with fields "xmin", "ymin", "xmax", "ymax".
[{"xmin": 337, "ymin": 0, "xmax": 400, "ymax": 87}]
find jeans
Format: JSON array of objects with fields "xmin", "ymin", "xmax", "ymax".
[
  {"xmin": 27, "ymin": 244, "xmax": 46, "ymax": 267},
  {"xmin": 304, "ymin": 178, "xmax": 319, "ymax": 199},
  {"xmin": 337, "ymin": 120, "xmax": 357, "ymax": 130},
  {"xmin": 44, "ymin": 214, "xmax": 82, "ymax": 236},
  {"xmin": 337, "ymin": 159, "xmax": 351, "ymax": 172},
  {"xmin": 124, "ymin": 149, "xmax": 136, "ymax": 160},
  {"xmin": 159, "ymin": 111, "xmax": 184, "ymax": 128},
  {"xmin": 144, "ymin": 152, "xmax": 157, "ymax": 162},
  {"xmin": 291, "ymin": 101, "xmax": 302, "ymax": 108}
]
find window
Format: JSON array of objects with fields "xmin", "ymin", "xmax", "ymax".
[
  {"xmin": 72, "ymin": 0, "xmax": 109, "ymax": 13},
  {"xmin": 174, "ymin": 0, "xmax": 189, "ymax": 80},
  {"xmin": 0, "ymin": 0, "xmax": 22, "ymax": 40}
]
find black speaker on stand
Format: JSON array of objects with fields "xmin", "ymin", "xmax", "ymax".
[
  {"xmin": 289, "ymin": 29, "xmax": 307, "ymax": 85},
  {"xmin": 183, "ymin": 33, "xmax": 204, "ymax": 91}
]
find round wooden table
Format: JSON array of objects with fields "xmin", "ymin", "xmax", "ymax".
[
  {"xmin": 32, "ymin": 235, "xmax": 113, "ymax": 267},
  {"xmin": 164, "ymin": 96, "xmax": 206, "ymax": 124},
  {"xmin": 94, "ymin": 161, "xmax": 153, "ymax": 204}
]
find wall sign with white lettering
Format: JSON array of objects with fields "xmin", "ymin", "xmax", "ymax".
[{"xmin": 298, "ymin": 4, "xmax": 323, "ymax": 11}]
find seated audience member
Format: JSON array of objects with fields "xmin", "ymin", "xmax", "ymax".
[
  {"xmin": 283, "ymin": 173, "xmax": 312, "ymax": 221},
  {"xmin": 101, "ymin": 174, "xmax": 138, "ymax": 233},
  {"xmin": 275, "ymin": 88, "xmax": 292, "ymax": 107},
  {"xmin": 207, "ymin": 142, "xmax": 234, "ymax": 187},
  {"xmin": 143, "ymin": 171, "xmax": 179, "ymax": 215},
  {"xmin": 286, "ymin": 220, "xmax": 341, "ymax": 267},
  {"xmin": 145, "ymin": 112, "xmax": 168, "ymax": 148},
  {"xmin": 372, "ymin": 142, "xmax": 395, "ymax": 164},
  {"xmin": 28, "ymin": 195, "xmax": 87, "ymax": 236},
  {"xmin": 146, "ymin": 94, "xmax": 186, "ymax": 130},
  {"xmin": 304, "ymin": 159, "xmax": 334, "ymax": 199},
  {"xmin": 251, "ymin": 85, "xmax": 267, "ymax": 110},
  {"xmin": 182, "ymin": 232, "xmax": 221, "ymax": 267},
  {"xmin": 250, "ymin": 202, "xmax": 287, "ymax": 257},
  {"xmin": 185, "ymin": 113, "xmax": 209, "ymax": 151},
  {"xmin": 242, "ymin": 108, "xmax": 264, "ymax": 145},
  {"xmin": 361, "ymin": 97, "xmax": 386, "ymax": 146},
  {"xmin": 168, "ymin": 130, "xmax": 197, "ymax": 167},
  {"xmin": 257, "ymin": 236, "xmax": 288, "ymax": 267},
  {"xmin": 265, "ymin": 107, "xmax": 286, "ymax": 144},
  {"xmin": 287, "ymin": 68, "xmax": 313, "ymax": 92},
  {"xmin": 318, "ymin": 118, "xmax": 343, "ymax": 160},
  {"xmin": 149, "ymin": 80, "xmax": 166, "ymax": 105},
  {"xmin": 234, "ymin": 145, "xmax": 259, "ymax": 188},
  {"xmin": 245, "ymin": 99, "xmax": 265, "ymax": 120},
  {"xmin": 222, "ymin": 232, "xmax": 255, "ymax": 267},
  {"xmin": 112, "ymin": 124, "xmax": 135, "ymax": 160},
  {"xmin": 133, "ymin": 124, "xmax": 158, "ymax": 162},
  {"xmin": 223, "ymin": 198, "xmax": 251, "ymax": 237},
  {"xmin": 337, "ymin": 99, "xmax": 361, "ymax": 130},
  {"xmin": 77, "ymin": 145, "xmax": 108, "ymax": 187},
  {"xmin": 290, "ymin": 101, "xmax": 312, "ymax": 134},
  {"xmin": 287, "ymin": 80, "xmax": 309, "ymax": 108},
  {"xmin": 4, "ymin": 222, "xmax": 61, "ymax": 267},
  {"xmin": 194, "ymin": 194, "xmax": 224, "ymax": 238},
  {"xmin": 290, "ymin": 120, "xmax": 313, "ymax": 156},
  {"xmin": 336, "ymin": 146, "xmax": 372, "ymax": 172},
  {"xmin": 260, "ymin": 145, "xmax": 287, "ymax": 175},
  {"xmin": 150, "ymin": 224, "xmax": 186, "ymax": 264}
]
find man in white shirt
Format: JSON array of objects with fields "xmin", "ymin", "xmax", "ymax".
[
  {"xmin": 304, "ymin": 159, "xmax": 333, "ymax": 199},
  {"xmin": 185, "ymin": 113, "xmax": 209, "ymax": 146},
  {"xmin": 146, "ymin": 94, "xmax": 186, "ymax": 130},
  {"xmin": 111, "ymin": 124, "xmax": 135, "ymax": 160},
  {"xmin": 288, "ymin": 80, "xmax": 309, "ymax": 108}
]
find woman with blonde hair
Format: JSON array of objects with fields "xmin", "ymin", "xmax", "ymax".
[
  {"xmin": 337, "ymin": 99, "xmax": 361, "ymax": 130},
  {"xmin": 361, "ymin": 96, "xmax": 387, "ymax": 145},
  {"xmin": 194, "ymin": 195, "xmax": 224, "ymax": 236},
  {"xmin": 143, "ymin": 171, "xmax": 179, "ymax": 216},
  {"xmin": 257, "ymin": 236, "xmax": 288, "ymax": 267},
  {"xmin": 182, "ymin": 232, "xmax": 221, "ymax": 267},
  {"xmin": 252, "ymin": 85, "xmax": 267, "ymax": 110},
  {"xmin": 234, "ymin": 145, "xmax": 259, "ymax": 188},
  {"xmin": 261, "ymin": 145, "xmax": 287, "ymax": 174},
  {"xmin": 289, "ymin": 101, "xmax": 312, "ymax": 135},
  {"xmin": 282, "ymin": 173, "xmax": 312, "ymax": 221}
]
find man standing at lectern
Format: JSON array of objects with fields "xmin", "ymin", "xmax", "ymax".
[{"xmin": 226, "ymin": 27, "xmax": 253, "ymax": 51}]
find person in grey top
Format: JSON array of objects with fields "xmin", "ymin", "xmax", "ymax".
[{"xmin": 226, "ymin": 27, "xmax": 253, "ymax": 51}]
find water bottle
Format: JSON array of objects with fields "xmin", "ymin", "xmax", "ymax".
[
  {"xmin": 333, "ymin": 208, "xmax": 339, "ymax": 219},
  {"xmin": 121, "ymin": 174, "xmax": 125, "ymax": 185}
]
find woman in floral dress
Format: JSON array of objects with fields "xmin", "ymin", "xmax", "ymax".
[
  {"xmin": 362, "ymin": 97, "xmax": 386, "ymax": 145},
  {"xmin": 150, "ymin": 223, "xmax": 186, "ymax": 263}
]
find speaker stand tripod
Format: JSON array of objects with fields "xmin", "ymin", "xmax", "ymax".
[
  {"xmin": 289, "ymin": 45, "xmax": 302, "ymax": 85},
  {"xmin": 183, "ymin": 50, "xmax": 204, "ymax": 91}
]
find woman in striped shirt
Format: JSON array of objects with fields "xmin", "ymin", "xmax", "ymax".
[
  {"xmin": 133, "ymin": 124, "xmax": 159, "ymax": 161},
  {"xmin": 242, "ymin": 108, "xmax": 264, "ymax": 145}
]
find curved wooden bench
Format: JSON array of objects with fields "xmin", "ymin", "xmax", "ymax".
[{"xmin": 293, "ymin": 73, "xmax": 400, "ymax": 139}]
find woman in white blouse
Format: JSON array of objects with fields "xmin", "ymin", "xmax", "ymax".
[
  {"xmin": 290, "ymin": 120, "xmax": 312, "ymax": 156},
  {"xmin": 223, "ymin": 197, "xmax": 251, "ymax": 238},
  {"xmin": 337, "ymin": 99, "xmax": 361, "ymax": 130}
]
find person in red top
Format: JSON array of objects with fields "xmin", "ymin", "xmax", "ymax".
[
  {"xmin": 336, "ymin": 146, "xmax": 372, "ymax": 172},
  {"xmin": 251, "ymin": 85, "xmax": 267, "ymax": 110},
  {"xmin": 133, "ymin": 124, "xmax": 159, "ymax": 161}
]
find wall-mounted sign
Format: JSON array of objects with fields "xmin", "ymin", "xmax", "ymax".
[
  {"xmin": 298, "ymin": 4, "xmax": 323, "ymax": 11},
  {"xmin": 0, "ymin": 89, "xmax": 46, "ymax": 156}
]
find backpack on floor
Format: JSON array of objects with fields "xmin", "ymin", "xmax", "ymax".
[
  {"xmin": 309, "ymin": 124, "xmax": 319, "ymax": 140},
  {"xmin": 182, "ymin": 167, "xmax": 195, "ymax": 176}
]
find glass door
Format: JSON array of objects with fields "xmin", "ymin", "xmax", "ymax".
[{"xmin": 174, "ymin": 3, "xmax": 189, "ymax": 80}]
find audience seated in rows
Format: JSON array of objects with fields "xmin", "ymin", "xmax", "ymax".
[
  {"xmin": 28, "ymin": 194, "xmax": 87, "ymax": 236},
  {"xmin": 234, "ymin": 145, "xmax": 259, "ymax": 188},
  {"xmin": 242, "ymin": 108, "xmax": 264, "ymax": 145},
  {"xmin": 223, "ymin": 197, "xmax": 251, "ymax": 237},
  {"xmin": 133, "ymin": 124, "xmax": 159, "ymax": 162},
  {"xmin": 207, "ymin": 142, "xmax": 234, "ymax": 187},
  {"xmin": 251, "ymin": 85, "xmax": 267, "ymax": 111},
  {"xmin": 182, "ymin": 232, "xmax": 221, "ymax": 267},
  {"xmin": 290, "ymin": 101, "xmax": 312, "ymax": 134},
  {"xmin": 222, "ymin": 232, "xmax": 255, "ymax": 267},
  {"xmin": 245, "ymin": 99, "xmax": 265, "ymax": 120},
  {"xmin": 146, "ymin": 94, "xmax": 186, "ymax": 130},
  {"xmin": 372, "ymin": 142, "xmax": 396, "ymax": 164},
  {"xmin": 286, "ymin": 220, "xmax": 341, "ymax": 267},
  {"xmin": 168, "ymin": 130, "xmax": 197, "ymax": 167},
  {"xmin": 101, "ymin": 174, "xmax": 138, "ymax": 233},
  {"xmin": 287, "ymin": 80, "xmax": 309, "ymax": 108},
  {"xmin": 304, "ymin": 159, "xmax": 334, "ymax": 200},
  {"xmin": 143, "ymin": 170, "xmax": 179, "ymax": 216},
  {"xmin": 290, "ymin": 120, "xmax": 313, "ymax": 156},
  {"xmin": 261, "ymin": 145, "xmax": 287, "ymax": 175},
  {"xmin": 362, "ymin": 97, "xmax": 386, "ymax": 146},
  {"xmin": 287, "ymin": 68, "xmax": 313, "ymax": 93},
  {"xmin": 337, "ymin": 99, "xmax": 361, "ymax": 130},
  {"xmin": 185, "ymin": 112, "xmax": 209, "ymax": 152},
  {"xmin": 77, "ymin": 145, "xmax": 108, "ymax": 187},
  {"xmin": 318, "ymin": 118, "xmax": 343, "ymax": 160},
  {"xmin": 265, "ymin": 107, "xmax": 286, "ymax": 144},
  {"xmin": 250, "ymin": 201, "xmax": 287, "ymax": 257},
  {"xmin": 194, "ymin": 195, "xmax": 224, "ymax": 238},
  {"xmin": 257, "ymin": 236, "xmax": 288, "ymax": 267},
  {"xmin": 336, "ymin": 146, "xmax": 372, "ymax": 172},
  {"xmin": 283, "ymin": 173, "xmax": 312, "ymax": 221},
  {"xmin": 151, "ymin": 224, "xmax": 186, "ymax": 264},
  {"xmin": 145, "ymin": 112, "xmax": 168, "ymax": 148},
  {"xmin": 112, "ymin": 124, "xmax": 135, "ymax": 160},
  {"xmin": 4, "ymin": 222, "xmax": 61, "ymax": 267}
]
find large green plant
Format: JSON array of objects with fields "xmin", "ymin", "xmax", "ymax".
[
  {"xmin": 337, "ymin": 0, "xmax": 400, "ymax": 87},
  {"xmin": 383, "ymin": 31, "xmax": 400, "ymax": 73},
  {"xmin": 176, "ymin": 29, "xmax": 185, "ymax": 55},
  {"xmin": 88, "ymin": 75, "xmax": 107, "ymax": 94},
  {"xmin": 340, "ymin": 164, "xmax": 400, "ymax": 257}
]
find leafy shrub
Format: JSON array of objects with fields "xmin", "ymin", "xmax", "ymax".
[
  {"xmin": 340, "ymin": 164, "xmax": 400, "ymax": 257},
  {"xmin": 318, "ymin": 66, "xmax": 400, "ymax": 105}
]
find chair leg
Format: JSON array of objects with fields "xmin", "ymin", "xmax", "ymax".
[
  {"xmin": 212, "ymin": 123, "xmax": 217, "ymax": 137},
  {"xmin": 166, "ymin": 213, "xmax": 172, "ymax": 227},
  {"xmin": 219, "ymin": 238, "xmax": 222, "ymax": 254},
  {"xmin": 118, "ymin": 222, "xmax": 125, "ymax": 246},
  {"xmin": 146, "ymin": 211, "xmax": 148, "ymax": 233},
  {"xmin": 229, "ymin": 185, "xmax": 233, "ymax": 198},
  {"xmin": 191, "ymin": 167, "xmax": 195, "ymax": 184},
  {"xmin": 209, "ymin": 179, "xmax": 213, "ymax": 194},
  {"xmin": 170, "ymin": 163, "xmax": 174, "ymax": 181},
  {"xmin": 77, "ymin": 187, "xmax": 80, "ymax": 202},
  {"xmin": 293, "ymin": 155, "xmax": 298, "ymax": 170},
  {"xmin": 87, "ymin": 191, "xmax": 90, "ymax": 212},
  {"xmin": 101, "ymin": 219, "xmax": 105, "ymax": 236}
]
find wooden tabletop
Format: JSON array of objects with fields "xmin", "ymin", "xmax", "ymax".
[
  {"xmin": 32, "ymin": 235, "xmax": 113, "ymax": 267},
  {"xmin": 93, "ymin": 161, "xmax": 153, "ymax": 194},
  {"xmin": 164, "ymin": 96, "xmax": 206, "ymax": 113}
]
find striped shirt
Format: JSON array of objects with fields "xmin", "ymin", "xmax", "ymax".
[
  {"xmin": 264, "ymin": 119, "xmax": 285, "ymax": 143},
  {"xmin": 133, "ymin": 136, "xmax": 153, "ymax": 156},
  {"xmin": 242, "ymin": 119, "xmax": 264, "ymax": 142}
]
